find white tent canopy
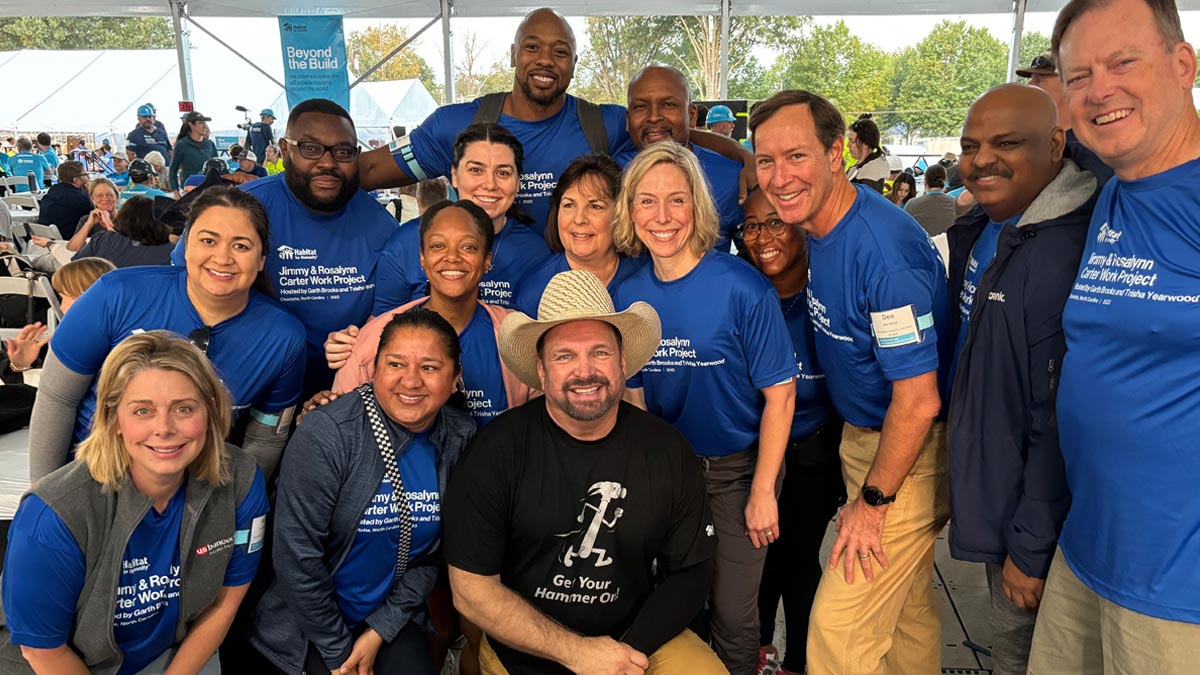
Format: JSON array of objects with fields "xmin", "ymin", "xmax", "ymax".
[{"xmin": 0, "ymin": 49, "xmax": 437, "ymax": 145}]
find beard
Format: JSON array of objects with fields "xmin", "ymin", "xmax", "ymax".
[
  {"xmin": 551, "ymin": 374, "xmax": 619, "ymax": 422},
  {"xmin": 518, "ymin": 73, "xmax": 568, "ymax": 107},
  {"xmin": 285, "ymin": 164, "xmax": 360, "ymax": 212}
]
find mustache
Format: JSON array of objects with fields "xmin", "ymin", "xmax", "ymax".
[
  {"xmin": 967, "ymin": 164, "xmax": 1012, "ymax": 181},
  {"xmin": 564, "ymin": 375, "xmax": 610, "ymax": 390}
]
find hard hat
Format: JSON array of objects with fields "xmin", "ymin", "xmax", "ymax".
[
  {"xmin": 128, "ymin": 159, "xmax": 154, "ymax": 183},
  {"xmin": 706, "ymin": 105, "xmax": 736, "ymax": 125},
  {"xmin": 137, "ymin": 103, "xmax": 157, "ymax": 117},
  {"xmin": 260, "ymin": 109, "xmax": 276, "ymax": 118}
]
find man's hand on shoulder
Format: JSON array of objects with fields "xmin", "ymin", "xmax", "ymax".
[{"xmin": 567, "ymin": 636, "xmax": 648, "ymax": 675}]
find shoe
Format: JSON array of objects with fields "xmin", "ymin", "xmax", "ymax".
[{"xmin": 758, "ymin": 645, "xmax": 780, "ymax": 675}]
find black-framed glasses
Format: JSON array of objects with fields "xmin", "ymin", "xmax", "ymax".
[
  {"xmin": 188, "ymin": 326, "xmax": 212, "ymax": 355},
  {"xmin": 738, "ymin": 217, "xmax": 790, "ymax": 242},
  {"xmin": 1029, "ymin": 54, "xmax": 1054, "ymax": 71},
  {"xmin": 283, "ymin": 138, "xmax": 360, "ymax": 163}
]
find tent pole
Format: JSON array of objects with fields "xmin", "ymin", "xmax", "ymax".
[
  {"xmin": 1007, "ymin": 0, "xmax": 1028, "ymax": 83},
  {"xmin": 169, "ymin": 0, "xmax": 195, "ymax": 102},
  {"xmin": 350, "ymin": 14, "xmax": 442, "ymax": 89},
  {"xmin": 719, "ymin": 0, "xmax": 731, "ymax": 99},
  {"xmin": 441, "ymin": 0, "xmax": 455, "ymax": 104},
  {"xmin": 185, "ymin": 14, "xmax": 286, "ymax": 89}
]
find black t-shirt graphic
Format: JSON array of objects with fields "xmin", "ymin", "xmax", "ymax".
[{"xmin": 444, "ymin": 400, "xmax": 715, "ymax": 675}]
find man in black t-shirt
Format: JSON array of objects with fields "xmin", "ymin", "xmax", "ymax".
[{"xmin": 445, "ymin": 271, "xmax": 726, "ymax": 675}]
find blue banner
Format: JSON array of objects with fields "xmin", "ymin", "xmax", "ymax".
[{"xmin": 279, "ymin": 15, "xmax": 350, "ymax": 111}]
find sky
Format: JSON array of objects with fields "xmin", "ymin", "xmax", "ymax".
[{"xmin": 178, "ymin": 10, "xmax": 1200, "ymax": 100}]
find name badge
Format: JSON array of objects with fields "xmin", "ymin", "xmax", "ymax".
[{"xmin": 870, "ymin": 305, "xmax": 933, "ymax": 348}]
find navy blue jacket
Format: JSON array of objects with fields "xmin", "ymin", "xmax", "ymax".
[
  {"xmin": 248, "ymin": 393, "xmax": 475, "ymax": 673},
  {"xmin": 946, "ymin": 160, "xmax": 1096, "ymax": 579},
  {"xmin": 36, "ymin": 182, "xmax": 92, "ymax": 238}
]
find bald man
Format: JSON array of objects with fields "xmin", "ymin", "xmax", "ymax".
[
  {"xmin": 622, "ymin": 66, "xmax": 742, "ymax": 252},
  {"xmin": 357, "ymin": 8, "xmax": 753, "ymax": 235},
  {"xmin": 944, "ymin": 83, "xmax": 1098, "ymax": 675}
]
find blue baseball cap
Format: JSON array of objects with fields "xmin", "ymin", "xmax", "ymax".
[
  {"xmin": 184, "ymin": 174, "xmax": 206, "ymax": 189},
  {"xmin": 706, "ymin": 105, "xmax": 736, "ymax": 125},
  {"xmin": 137, "ymin": 103, "xmax": 156, "ymax": 117},
  {"xmin": 260, "ymin": 109, "xmax": 276, "ymax": 118}
]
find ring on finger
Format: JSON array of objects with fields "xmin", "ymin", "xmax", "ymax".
[{"xmin": 859, "ymin": 553, "xmax": 871, "ymax": 559}]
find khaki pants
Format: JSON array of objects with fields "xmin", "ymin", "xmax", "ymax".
[
  {"xmin": 1028, "ymin": 547, "xmax": 1200, "ymax": 674},
  {"xmin": 478, "ymin": 630, "xmax": 728, "ymax": 675},
  {"xmin": 807, "ymin": 422, "xmax": 949, "ymax": 675}
]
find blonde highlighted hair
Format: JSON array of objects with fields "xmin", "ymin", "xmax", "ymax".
[
  {"xmin": 612, "ymin": 141, "xmax": 720, "ymax": 258},
  {"xmin": 75, "ymin": 331, "xmax": 233, "ymax": 491},
  {"xmin": 50, "ymin": 257, "xmax": 115, "ymax": 299}
]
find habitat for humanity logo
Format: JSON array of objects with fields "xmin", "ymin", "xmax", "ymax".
[
  {"xmin": 277, "ymin": 244, "xmax": 318, "ymax": 260},
  {"xmin": 1097, "ymin": 222, "xmax": 1122, "ymax": 244},
  {"xmin": 281, "ymin": 22, "xmax": 307, "ymax": 32}
]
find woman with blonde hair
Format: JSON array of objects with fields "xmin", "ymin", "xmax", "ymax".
[
  {"xmin": 0, "ymin": 331, "xmax": 268, "ymax": 675},
  {"xmin": 613, "ymin": 140, "xmax": 797, "ymax": 675}
]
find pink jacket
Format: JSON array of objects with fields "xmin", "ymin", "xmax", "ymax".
[{"xmin": 331, "ymin": 297, "xmax": 536, "ymax": 408}]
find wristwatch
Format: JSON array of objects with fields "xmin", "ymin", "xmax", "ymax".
[{"xmin": 861, "ymin": 484, "xmax": 897, "ymax": 507}]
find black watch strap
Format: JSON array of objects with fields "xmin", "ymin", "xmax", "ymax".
[{"xmin": 862, "ymin": 484, "xmax": 897, "ymax": 506}]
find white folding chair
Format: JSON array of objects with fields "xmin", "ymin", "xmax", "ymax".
[
  {"xmin": 1, "ymin": 195, "xmax": 39, "ymax": 211},
  {"xmin": 0, "ymin": 176, "xmax": 25, "ymax": 191},
  {"xmin": 0, "ymin": 274, "xmax": 55, "ymax": 341},
  {"xmin": 26, "ymin": 223, "xmax": 62, "ymax": 240}
]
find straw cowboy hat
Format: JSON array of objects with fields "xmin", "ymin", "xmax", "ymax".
[{"xmin": 498, "ymin": 270, "xmax": 662, "ymax": 390}]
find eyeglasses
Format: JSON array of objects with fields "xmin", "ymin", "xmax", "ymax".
[
  {"xmin": 739, "ymin": 217, "xmax": 790, "ymax": 242},
  {"xmin": 188, "ymin": 326, "xmax": 212, "ymax": 355},
  {"xmin": 284, "ymin": 138, "xmax": 360, "ymax": 163},
  {"xmin": 1029, "ymin": 55, "xmax": 1054, "ymax": 71}
]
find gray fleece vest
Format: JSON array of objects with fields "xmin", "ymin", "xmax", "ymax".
[{"xmin": 0, "ymin": 446, "xmax": 259, "ymax": 674}]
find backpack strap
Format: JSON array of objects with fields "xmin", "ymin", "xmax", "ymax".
[
  {"xmin": 471, "ymin": 92, "xmax": 509, "ymax": 126},
  {"xmin": 575, "ymin": 97, "xmax": 610, "ymax": 156}
]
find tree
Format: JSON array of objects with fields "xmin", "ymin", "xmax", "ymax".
[
  {"xmin": 674, "ymin": 16, "xmax": 806, "ymax": 100},
  {"xmin": 346, "ymin": 24, "xmax": 439, "ymax": 98},
  {"xmin": 1017, "ymin": 30, "xmax": 1050, "ymax": 74},
  {"xmin": 576, "ymin": 17, "xmax": 681, "ymax": 105},
  {"xmin": 769, "ymin": 21, "xmax": 893, "ymax": 118},
  {"xmin": 889, "ymin": 21, "xmax": 1008, "ymax": 137},
  {"xmin": 454, "ymin": 31, "xmax": 511, "ymax": 101},
  {"xmin": 0, "ymin": 17, "xmax": 174, "ymax": 50}
]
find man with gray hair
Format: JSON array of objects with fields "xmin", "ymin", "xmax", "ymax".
[{"xmin": 1028, "ymin": 0, "xmax": 1200, "ymax": 670}]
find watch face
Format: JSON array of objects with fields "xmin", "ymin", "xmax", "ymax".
[{"xmin": 863, "ymin": 486, "xmax": 885, "ymax": 506}]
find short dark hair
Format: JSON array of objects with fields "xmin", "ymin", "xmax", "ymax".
[
  {"xmin": 416, "ymin": 179, "xmax": 447, "ymax": 210},
  {"xmin": 184, "ymin": 186, "xmax": 273, "ymax": 296},
  {"xmin": 419, "ymin": 199, "xmax": 496, "ymax": 256},
  {"xmin": 286, "ymin": 98, "xmax": 356, "ymax": 136},
  {"xmin": 748, "ymin": 90, "xmax": 846, "ymax": 152},
  {"xmin": 451, "ymin": 123, "xmax": 532, "ymax": 225},
  {"xmin": 544, "ymin": 154, "xmax": 623, "ymax": 253},
  {"xmin": 57, "ymin": 160, "xmax": 86, "ymax": 183},
  {"xmin": 113, "ymin": 196, "xmax": 171, "ymax": 246},
  {"xmin": 376, "ymin": 306, "xmax": 462, "ymax": 372},
  {"xmin": 36, "ymin": 132, "xmax": 51, "ymax": 146},
  {"xmin": 924, "ymin": 163, "xmax": 947, "ymax": 189},
  {"xmin": 1052, "ymin": 0, "xmax": 1184, "ymax": 62}
]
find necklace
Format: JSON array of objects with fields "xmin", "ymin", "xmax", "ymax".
[{"xmin": 781, "ymin": 292, "xmax": 805, "ymax": 315}]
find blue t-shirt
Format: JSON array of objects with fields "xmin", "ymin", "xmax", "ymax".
[
  {"xmin": 108, "ymin": 171, "xmax": 131, "ymax": 188},
  {"xmin": 50, "ymin": 266, "xmax": 307, "ymax": 444},
  {"xmin": 513, "ymin": 253, "xmax": 646, "ymax": 318},
  {"xmin": 390, "ymin": 95, "xmax": 635, "ymax": 235},
  {"xmin": 8, "ymin": 152, "xmax": 49, "ymax": 193},
  {"xmin": 0, "ymin": 152, "xmax": 9, "ymax": 175},
  {"xmin": 171, "ymin": 173, "xmax": 399, "ymax": 394},
  {"xmin": 614, "ymin": 144, "xmax": 742, "ymax": 253},
  {"xmin": 332, "ymin": 429, "xmax": 440, "ymax": 625},
  {"xmin": 373, "ymin": 216, "xmax": 550, "ymax": 314},
  {"xmin": 805, "ymin": 185, "xmax": 950, "ymax": 428},
  {"xmin": 119, "ymin": 183, "xmax": 170, "ymax": 205},
  {"xmin": 949, "ymin": 218, "xmax": 1007, "ymax": 389},
  {"xmin": 42, "ymin": 147, "xmax": 60, "ymax": 175},
  {"xmin": 781, "ymin": 292, "xmax": 833, "ymax": 440},
  {"xmin": 458, "ymin": 304, "xmax": 508, "ymax": 424},
  {"xmin": 616, "ymin": 251, "xmax": 799, "ymax": 456},
  {"xmin": 127, "ymin": 125, "xmax": 171, "ymax": 160},
  {"xmin": 3, "ymin": 472, "xmax": 268, "ymax": 674},
  {"xmin": 1057, "ymin": 158, "xmax": 1200, "ymax": 622}
]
